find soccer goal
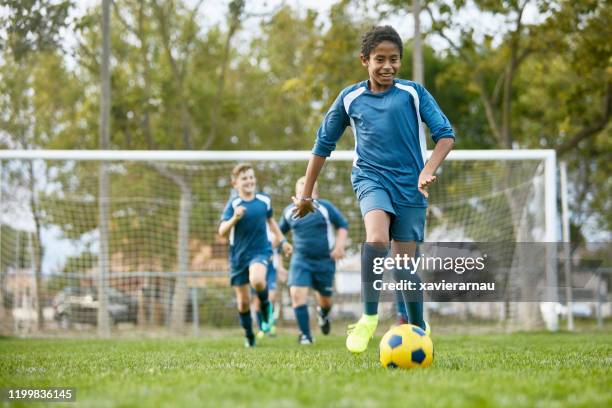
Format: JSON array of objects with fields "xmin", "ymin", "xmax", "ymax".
[{"xmin": 0, "ymin": 149, "xmax": 559, "ymax": 336}]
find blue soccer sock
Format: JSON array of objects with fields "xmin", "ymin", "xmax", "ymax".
[
  {"xmin": 395, "ymin": 290, "xmax": 409, "ymax": 322},
  {"xmin": 392, "ymin": 266, "xmax": 425, "ymax": 330},
  {"xmin": 239, "ymin": 311, "xmax": 254, "ymax": 339},
  {"xmin": 319, "ymin": 305, "xmax": 331, "ymax": 318},
  {"xmin": 256, "ymin": 311, "xmax": 263, "ymax": 331},
  {"xmin": 256, "ymin": 288, "xmax": 270, "ymax": 321},
  {"xmin": 294, "ymin": 304, "xmax": 311, "ymax": 339},
  {"xmin": 362, "ymin": 242, "xmax": 390, "ymax": 316},
  {"xmin": 256, "ymin": 287, "xmax": 269, "ymax": 303}
]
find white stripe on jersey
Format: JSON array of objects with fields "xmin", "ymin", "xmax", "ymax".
[
  {"xmin": 317, "ymin": 204, "xmax": 335, "ymax": 251},
  {"xmin": 342, "ymin": 87, "xmax": 366, "ymax": 114},
  {"xmin": 229, "ymin": 197, "xmax": 242, "ymax": 245},
  {"xmin": 231, "ymin": 197, "xmax": 242, "ymax": 209},
  {"xmin": 395, "ymin": 83, "xmax": 427, "ymax": 164},
  {"xmin": 255, "ymin": 193, "xmax": 271, "ymax": 210},
  {"xmin": 349, "ymin": 117, "xmax": 359, "ymax": 167},
  {"xmin": 343, "ymin": 87, "xmax": 365, "ymax": 168}
]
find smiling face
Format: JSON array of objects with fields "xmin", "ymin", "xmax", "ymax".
[
  {"xmin": 233, "ymin": 168, "xmax": 256, "ymax": 197},
  {"xmin": 360, "ymin": 40, "xmax": 401, "ymax": 93}
]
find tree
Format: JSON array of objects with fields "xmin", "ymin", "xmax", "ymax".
[{"xmin": 0, "ymin": 0, "xmax": 75, "ymax": 331}]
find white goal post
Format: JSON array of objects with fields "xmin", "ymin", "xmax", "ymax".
[
  {"xmin": 0, "ymin": 149, "xmax": 559, "ymax": 243},
  {"xmin": 0, "ymin": 150, "xmax": 559, "ymax": 330}
]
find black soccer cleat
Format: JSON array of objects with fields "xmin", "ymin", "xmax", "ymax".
[{"xmin": 244, "ymin": 335, "xmax": 256, "ymax": 348}]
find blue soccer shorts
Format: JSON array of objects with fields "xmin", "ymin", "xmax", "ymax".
[
  {"xmin": 288, "ymin": 255, "xmax": 335, "ymax": 297},
  {"xmin": 230, "ymin": 253, "xmax": 271, "ymax": 286},
  {"xmin": 249, "ymin": 259, "xmax": 277, "ymax": 292},
  {"xmin": 356, "ymin": 182, "xmax": 426, "ymax": 242}
]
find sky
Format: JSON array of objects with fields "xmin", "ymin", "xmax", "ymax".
[{"xmin": 69, "ymin": 0, "xmax": 546, "ymax": 54}]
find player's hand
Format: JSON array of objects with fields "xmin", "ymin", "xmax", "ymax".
[
  {"xmin": 234, "ymin": 206, "xmax": 246, "ymax": 220},
  {"xmin": 418, "ymin": 172, "xmax": 437, "ymax": 198},
  {"xmin": 330, "ymin": 246, "xmax": 345, "ymax": 261},
  {"xmin": 291, "ymin": 197, "xmax": 315, "ymax": 218},
  {"xmin": 281, "ymin": 241, "xmax": 293, "ymax": 257}
]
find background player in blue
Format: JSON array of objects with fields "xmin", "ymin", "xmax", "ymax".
[
  {"xmin": 219, "ymin": 163, "xmax": 292, "ymax": 347},
  {"xmin": 291, "ymin": 26, "xmax": 455, "ymax": 354},
  {"xmin": 279, "ymin": 177, "xmax": 348, "ymax": 344},
  {"xmin": 228, "ymin": 187, "xmax": 281, "ymax": 338}
]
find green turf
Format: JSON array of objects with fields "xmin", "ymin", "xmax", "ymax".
[{"xmin": 1, "ymin": 332, "xmax": 611, "ymax": 408}]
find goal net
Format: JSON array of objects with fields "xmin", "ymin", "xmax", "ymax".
[{"xmin": 0, "ymin": 150, "xmax": 558, "ymax": 336}]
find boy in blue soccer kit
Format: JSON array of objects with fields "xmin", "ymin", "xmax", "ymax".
[
  {"xmin": 227, "ymin": 188, "xmax": 280, "ymax": 337},
  {"xmin": 292, "ymin": 26, "xmax": 455, "ymax": 353},
  {"xmin": 219, "ymin": 163, "xmax": 292, "ymax": 347},
  {"xmin": 279, "ymin": 177, "xmax": 348, "ymax": 344}
]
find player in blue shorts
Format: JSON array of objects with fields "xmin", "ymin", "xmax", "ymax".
[
  {"xmin": 292, "ymin": 26, "xmax": 455, "ymax": 353},
  {"xmin": 227, "ymin": 188, "xmax": 280, "ymax": 338},
  {"xmin": 219, "ymin": 163, "xmax": 292, "ymax": 347},
  {"xmin": 279, "ymin": 177, "xmax": 348, "ymax": 344}
]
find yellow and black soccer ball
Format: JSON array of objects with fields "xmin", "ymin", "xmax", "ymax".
[{"xmin": 379, "ymin": 324, "xmax": 433, "ymax": 369}]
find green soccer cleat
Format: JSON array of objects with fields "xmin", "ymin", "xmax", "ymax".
[
  {"xmin": 425, "ymin": 321, "xmax": 431, "ymax": 336},
  {"xmin": 261, "ymin": 302, "xmax": 275, "ymax": 333},
  {"xmin": 268, "ymin": 322, "xmax": 277, "ymax": 337},
  {"xmin": 346, "ymin": 314, "xmax": 378, "ymax": 354}
]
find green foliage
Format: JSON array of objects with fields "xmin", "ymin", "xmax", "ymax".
[{"xmin": 0, "ymin": 0, "xmax": 73, "ymax": 61}]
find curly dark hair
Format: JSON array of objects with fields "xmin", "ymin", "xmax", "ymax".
[{"xmin": 361, "ymin": 25, "xmax": 403, "ymax": 59}]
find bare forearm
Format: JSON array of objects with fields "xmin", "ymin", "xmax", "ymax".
[
  {"xmin": 301, "ymin": 155, "xmax": 327, "ymax": 197},
  {"xmin": 218, "ymin": 217, "xmax": 238, "ymax": 237},
  {"xmin": 267, "ymin": 218, "xmax": 286, "ymax": 244},
  {"xmin": 335, "ymin": 228, "xmax": 348, "ymax": 249},
  {"xmin": 423, "ymin": 138, "xmax": 454, "ymax": 175}
]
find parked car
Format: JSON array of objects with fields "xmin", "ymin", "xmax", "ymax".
[{"xmin": 53, "ymin": 286, "xmax": 138, "ymax": 327}]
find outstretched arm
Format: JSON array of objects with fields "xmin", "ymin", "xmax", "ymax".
[
  {"xmin": 267, "ymin": 217, "xmax": 293, "ymax": 256},
  {"xmin": 418, "ymin": 138, "xmax": 454, "ymax": 198},
  {"xmin": 292, "ymin": 154, "xmax": 327, "ymax": 218},
  {"xmin": 330, "ymin": 227, "xmax": 348, "ymax": 261}
]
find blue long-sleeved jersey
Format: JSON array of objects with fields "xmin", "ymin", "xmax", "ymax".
[{"xmin": 312, "ymin": 79, "xmax": 455, "ymax": 207}]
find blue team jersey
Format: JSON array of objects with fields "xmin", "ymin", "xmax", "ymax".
[
  {"xmin": 279, "ymin": 199, "xmax": 348, "ymax": 260},
  {"xmin": 221, "ymin": 193, "xmax": 273, "ymax": 270},
  {"xmin": 312, "ymin": 79, "xmax": 455, "ymax": 207}
]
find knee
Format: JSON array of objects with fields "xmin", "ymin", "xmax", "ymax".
[
  {"xmin": 290, "ymin": 289, "xmax": 306, "ymax": 307},
  {"xmin": 250, "ymin": 279, "xmax": 265, "ymax": 292},
  {"xmin": 290, "ymin": 294, "xmax": 303, "ymax": 308},
  {"xmin": 319, "ymin": 296, "xmax": 333, "ymax": 309},
  {"xmin": 237, "ymin": 300, "xmax": 250, "ymax": 313},
  {"xmin": 366, "ymin": 232, "xmax": 389, "ymax": 244}
]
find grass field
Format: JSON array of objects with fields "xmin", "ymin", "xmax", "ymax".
[{"xmin": 1, "ymin": 331, "xmax": 611, "ymax": 407}]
